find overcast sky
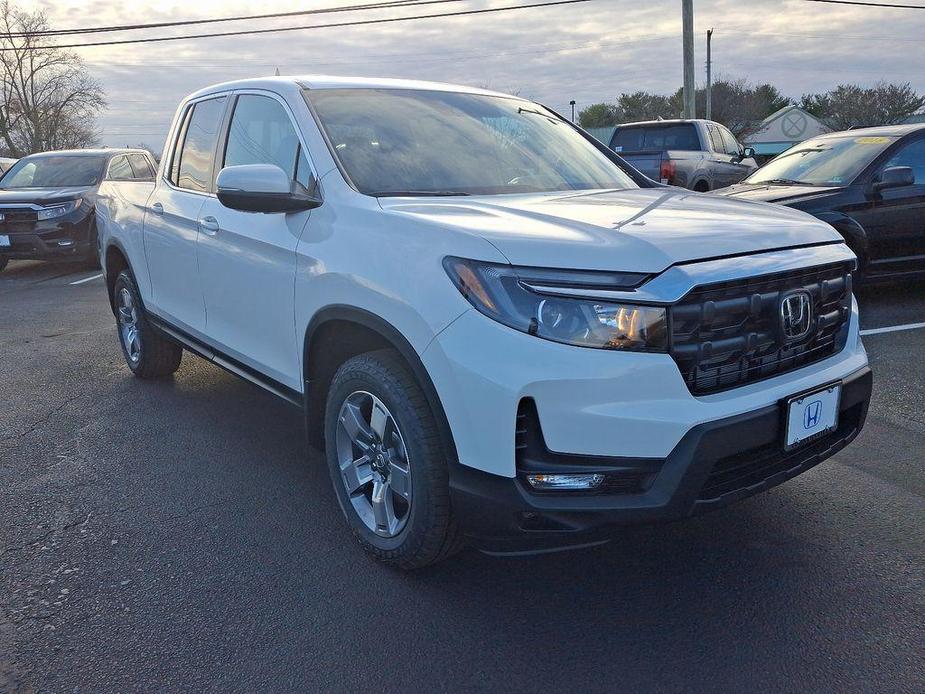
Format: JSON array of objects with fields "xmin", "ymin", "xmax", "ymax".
[{"xmin": 28, "ymin": 0, "xmax": 925, "ymax": 151}]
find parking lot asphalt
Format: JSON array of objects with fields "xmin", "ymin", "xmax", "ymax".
[{"xmin": 1, "ymin": 260, "xmax": 923, "ymax": 693}]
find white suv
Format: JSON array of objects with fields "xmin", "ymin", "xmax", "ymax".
[{"xmin": 97, "ymin": 77, "xmax": 872, "ymax": 567}]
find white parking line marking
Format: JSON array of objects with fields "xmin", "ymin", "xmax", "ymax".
[
  {"xmin": 860, "ymin": 321, "xmax": 925, "ymax": 336},
  {"xmin": 69, "ymin": 273, "xmax": 103, "ymax": 286}
]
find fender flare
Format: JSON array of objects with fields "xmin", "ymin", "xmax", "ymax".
[
  {"xmin": 303, "ymin": 305, "xmax": 460, "ymax": 465},
  {"xmin": 813, "ymin": 212, "xmax": 869, "ymax": 268},
  {"xmin": 102, "ymin": 238, "xmax": 134, "ymax": 314}
]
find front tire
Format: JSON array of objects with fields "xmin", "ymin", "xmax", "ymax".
[
  {"xmin": 0, "ymin": 257, "xmax": 7, "ymax": 273},
  {"xmin": 324, "ymin": 349, "xmax": 461, "ymax": 569},
  {"xmin": 113, "ymin": 270, "xmax": 182, "ymax": 378}
]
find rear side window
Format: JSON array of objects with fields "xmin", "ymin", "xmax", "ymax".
[
  {"xmin": 707, "ymin": 124, "xmax": 723, "ymax": 152},
  {"xmin": 611, "ymin": 124, "xmax": 700, "ymax": 152},
  {"xmin": 128, "ymin": 154, "xmax": 155, "ymax": 180},
  {"xmin": 108, "ymin": 155, "xmax": 134, "ymax": 180},
  {"xmin": 172, "ymin": 96, "xmax": 227, "ymax": 192},
  {"xmin": 223, "ymin": 94, "xmax": 310, "ymax": 187}
]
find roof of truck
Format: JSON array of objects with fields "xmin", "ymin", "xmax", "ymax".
[
  {"xmin": 184, "ymin": 75, "xmax": 522, "ymax": 102},
  {"xmin": 613, "ymin": 119, "xmax": 712, "ymax": 128}
]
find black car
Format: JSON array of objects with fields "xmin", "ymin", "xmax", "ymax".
[
  {"xmin": 0, "ymin": 148, "xmax": 157, "ymax": 273},
  {"xmin": 716, "ymin": 124, "xmax": 925, "ymax": 281}
]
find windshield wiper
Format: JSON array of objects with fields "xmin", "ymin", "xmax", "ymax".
[
  {"xmin": 756, "ymin": 178, "xmax": 813, "ymax": 186},
  {"xmin": 370, "ymin": 190, "xmax": 472, "ymax": 197}
]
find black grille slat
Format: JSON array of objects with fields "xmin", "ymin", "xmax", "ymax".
[{"xmin": 669, "ymin": 262, "xmax": 852, "ymax": 395}]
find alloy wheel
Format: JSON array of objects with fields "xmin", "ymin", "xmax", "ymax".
[
  {"xmin": 117, "ymin": 287, "xmax": 141, "ymax": 364},
  {"xmin": 335, "ymin": 391, "xmax": 412, "ymax": 537}
]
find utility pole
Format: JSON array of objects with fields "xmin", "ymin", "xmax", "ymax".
[
  {"xmin": 681, "ymin": 0, "xmax": 695, "ymax": 119},
  {"xmin": 569, "ymin": 100, "xmax": 576, "ymax": 123},
  {"xmin": 705, "ymin": 28, "xmax": 713, "ymax": 120}
]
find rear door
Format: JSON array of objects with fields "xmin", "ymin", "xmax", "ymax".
[
  {"xmin": 143, "ymin": 95, "xmax": 227, "ymax": 333},
  {"xmin": 196, "ymin": 91, "xmax": 317, "ymax": 390}
]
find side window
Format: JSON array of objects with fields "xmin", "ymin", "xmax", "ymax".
[
  {"xmin": 720, "ymin": 127, "xmax": 741, "ymax": 156},
  {"xmin": 882, "ymin": 138, "xmax": 925, "ymax": 185},
  {"xmin": 707, "ymin": 124, "xmax": 723, "ymax": 153},
  {"xmin": 128, "ymin": 153, "xmax": 155, "ymax": 180},
  {"xmin": 223, "ymin": 94, "xmax": 309, "ymax": 187},
  {"xmin": 108, "ymin": 155, "xmax": 134, "ymax": 180},
  {"xmin": 174, "ymin": 96, "xmax": 227, "ymax": 193}
]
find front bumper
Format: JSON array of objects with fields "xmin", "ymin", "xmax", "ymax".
[
  {"xmin": 0, "ymin": 214, "xmax": 94, "ymax": 261},
  {"xmin": 450, "ymin": 366, "xmax": 872, "ymax": 554}
]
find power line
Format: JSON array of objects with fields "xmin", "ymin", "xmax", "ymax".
[
  {"xmin": 81, "ymin": 33, "xmax": 676, "ymax": 69},
  {"xmin": 0, "ymin": 0, "xmax": 600, "ymax": 51},
  {"xmin": 801, "ymin": 0, "xmax": 925, "ymax": 8},
  {"xmin": 0, "ymin": 0, "xmax": 462, "ymax": 37}
]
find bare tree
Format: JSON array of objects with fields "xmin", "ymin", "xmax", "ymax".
[
  {"xmin": 0, "ymin": 1, "xmax": 105, "ymax": 157},
  {"xmin": 800, "ymin": 82, "xmax": 925, "ymax": 130}
]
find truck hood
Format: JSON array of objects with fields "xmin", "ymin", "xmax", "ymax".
[
  {"xmin": 378, "ymin": 188, "xmax": 842, "ymax": 273},
  {"xmin": 0, "ymin": 186, "xmax": 94, "ymax": 205},
  {"xmin": 714, "ymin": 183, "xmax": 842, "ymax": 204}
]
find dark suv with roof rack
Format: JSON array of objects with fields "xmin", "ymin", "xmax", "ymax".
[{"xmin": 0, "ymin": 148, "xmax": 157, "ymax": 273}]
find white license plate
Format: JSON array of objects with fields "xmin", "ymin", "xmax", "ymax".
[
  {"xmin": 785, "ymin": 383, "xmax": 841, "ymax": 450},
  {"xmin": 0, "ymin": 234, "xmax": 9, "ymax": 247}
]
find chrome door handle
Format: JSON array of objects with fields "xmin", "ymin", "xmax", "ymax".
[
  {"xmin": 199, "ymin": 216, "xmax": 220, "ymax": 235},
  {"xmin": 150, "ymin": 202, "xmax": 164, "ymax": 215}
]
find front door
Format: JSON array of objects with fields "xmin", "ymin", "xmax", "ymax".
[
  {"xmin": 867, "ymin": 137, "xmax": 925, "ymax": 272},
  {"xmin": 197, "ymin": 93, "xmax": 317, "ymax": 390}
]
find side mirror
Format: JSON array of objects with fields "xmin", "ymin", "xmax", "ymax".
[
  {"xmin": 873, "ymin": 165, "xmax": 915, "ymax": 192},
  {"xmin": 216, "ymin": 164, "xmax": 321, "ymax": 213},
  {"xmin": 742, "ymin": 147, "xmax": 756, "ymax": 159}
]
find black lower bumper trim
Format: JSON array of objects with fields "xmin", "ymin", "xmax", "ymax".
[{"xmin": 448, "ymin": 366, "xmax": 872, "ymax": 554}]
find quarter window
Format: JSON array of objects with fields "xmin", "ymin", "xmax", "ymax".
[
  {"xmin": 223, "ymin": 95, "xmax": 310, "ymax": 188},
  {"xmin": 173, "ymin": 96, "xmax": 227, "ymax": 193}
]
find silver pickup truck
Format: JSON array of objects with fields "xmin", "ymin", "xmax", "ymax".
[{"xmin": 609, "ymin": 119, "xmax": 758, "ymax": 192}]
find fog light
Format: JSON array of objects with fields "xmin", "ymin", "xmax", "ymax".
[{"xmin": 526, "ymin": 473, "xmax": 605, "ymax": 491}]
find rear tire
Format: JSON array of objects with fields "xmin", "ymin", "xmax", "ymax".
[
  {"xmin": 0, "ymin": 257, "xmax": 7, "ymax": 273},
  {"xmin": 113, "ymin": 270, "xmax": 182, "ymax": 379},
  {"xmin": 324, "ymin": 349, "xmax": 462, "ymax": 569}
]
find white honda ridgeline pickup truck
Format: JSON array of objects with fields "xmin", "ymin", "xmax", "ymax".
[{"xmin": 96, "ymin": 77, "xmax": 872, "ymax": 568}]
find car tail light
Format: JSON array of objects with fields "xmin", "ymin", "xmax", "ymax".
[{"xmin": 659, "ymin": 159, "xmax": 676, "ymax": 184}]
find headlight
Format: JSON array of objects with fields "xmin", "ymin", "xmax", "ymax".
[
  {"xmin": 443, "ymin": 257, "xmax": 667, "ymax": 351},
  {"xmin": 37, "ymin": 199, "xmax": 82, "ymax": 221}
]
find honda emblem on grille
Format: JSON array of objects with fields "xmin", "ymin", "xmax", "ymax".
[{"xmin": 780, "ymin": 290, "xmax": 813, "ymax": 342}]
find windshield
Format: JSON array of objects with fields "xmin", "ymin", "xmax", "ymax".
[
  {"xmin": 1, "ymin": 155, "xmax": 106, "ymax": 188},
  {"xmin": 306, "ymin": 88, "xmax": 636, "ymax": 196},
  {"xmin": 747, "ymin": 135, "xmax": 897, "ymax": 186}
]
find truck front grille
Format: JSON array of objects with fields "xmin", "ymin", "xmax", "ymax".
[
  {"xmin": 0, "ymin": 209, "xmax": 38, "ymax": 224},
  {"xmin": 669, "ymin": 261, "xmax": 852, "ymax": 395}
]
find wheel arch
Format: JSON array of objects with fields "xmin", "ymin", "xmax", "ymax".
[
  {"xmin": 302, "ymin": 306, "xmax": 459, "ymax": 465},
  {"xmin": 103, "ymin": 240, "xmax": 132, "ymax": 314},
  {"xmin": 692, "ymin": 178, "xmax": 711, "ymax": 192},
  {"xmin": 814, "ymin": 212, "xmax": 869, "ymax": 270}
]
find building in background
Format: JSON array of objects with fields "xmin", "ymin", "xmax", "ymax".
[{"xmin": 742, "ymin": 106, "xmax": 832, "ymax": 164}]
